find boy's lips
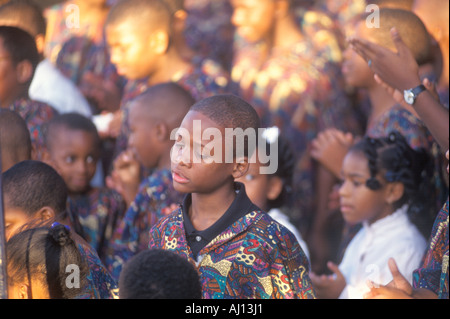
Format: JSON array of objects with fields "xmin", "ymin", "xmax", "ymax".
[{"xmin": 172, "ymin": 169, "xmax": 189, "ymax": 184}]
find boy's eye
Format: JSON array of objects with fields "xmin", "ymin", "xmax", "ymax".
[
  {"xmin": 65, "ymin": 156, "xmax": 75, "ymax": 164},
  {"xmin": 86, "ymin": 156, "xmax": 95, "ymax": 164}
]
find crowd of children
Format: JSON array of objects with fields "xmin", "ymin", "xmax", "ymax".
[{"xmin": 0, "ymin": 0, "xmax": 448, "ymax": 300}]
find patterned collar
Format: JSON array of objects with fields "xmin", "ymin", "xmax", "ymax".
[{"xmin": 181, "ymin": 182, "xmax": 260, "ymax": 258}]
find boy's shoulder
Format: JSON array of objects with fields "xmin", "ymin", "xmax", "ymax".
[{"xmin": 9, "ymin": 98, "xmax": 58, "ymax": 121}]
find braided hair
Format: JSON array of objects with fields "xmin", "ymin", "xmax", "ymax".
[
  {"xmin": 6, "ymin": 223, "xmax": 88, "ymax": 299},
  {"xmin": 349, "ymin": 131, "xmax": 435, "ymax": 238}
]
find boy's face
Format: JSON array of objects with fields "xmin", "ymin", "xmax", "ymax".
[
  {"xmin": 0, "ymin": 37, "xmax": 21, "ymax": 105},
  {"xmin": 45, "ymin": 127, "xmax": 99, "ymax": 194},
  {"xmin": 231, "ymin": 0, "xmax": 277, "ymax": 43},
  {"xmin": 3, "ymin": 196, "xmax": 31, "ymax": 241},
  {"xmin": 342, "ymin": 22, "xmax": 376, "ymax": 89},
  {"xmin": 106, "ymin": 20, "xmax": 158, "ymax": 80},
  {"xmin": 171, "ymin": 111, "xmax": 242, "ymax": 194},
  {"xmin": 128, "ymin": 101, "xmax": 161, "ymax": 169},
  {"xmin": 338, "ymin": 151, "xmax": 391, "ymax": 225}
]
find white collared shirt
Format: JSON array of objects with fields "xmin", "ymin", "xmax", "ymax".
[
  {"xmin": 29, "ymin": 59, "xmax": 92, "ymax": 118},
  {"xmin": 339, "ymin": 205, "xmax": 427, "ymax": 299}
]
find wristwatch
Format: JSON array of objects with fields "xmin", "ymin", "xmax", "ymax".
[{"xmin": 404, "ymin": 84, "xmax": 426, "ymax": 105}]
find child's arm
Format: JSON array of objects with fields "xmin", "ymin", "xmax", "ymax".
[{"xmin": 348, "ymin": 28, "xmax": 449, "ymax": 151}]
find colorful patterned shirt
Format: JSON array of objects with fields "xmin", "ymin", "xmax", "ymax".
[
  {"xmin": 148, "ymin": 184, "xmax": 316, "ymax": 299},
  {"xmin": 8, "ymin": 97, "xmax": 58, "ymax": 160},
  {"xmin": 413, "ymin": 199, "xmax": 449, "ymax": 299},
  {"xmin": 76, "ymin": 241, "xmax": 119, "ymax": 299},
  {"xmin": 68, "ymin": 187, "xmax": 126, "ymax": 261},
  {"xmin": 105, "ymin": 168, "xmax": 183, "ymax": 280}
]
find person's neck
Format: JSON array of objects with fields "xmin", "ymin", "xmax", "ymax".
[
  {"xmin": 189, "ymin": 181, "xmax": 236, "ymax": 231},
  {"xmin": 272, "ymin": 14, "xmax": 304, "ymax": 51},
  {"xmin": 367, "ymin": 84, "xmax": 402, "ymax": 127},
  {"xmin": 156, "ymin": 144, "xmax": 173, "ymax": 171},
  {"xmin": 147, "ymin": 49, "xmax": 191, "ymax": 86},
  {"xmin": 0, "ymin": 90, "xmax": 28, "ymax": 108}
]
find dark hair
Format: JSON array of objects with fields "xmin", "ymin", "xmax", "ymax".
[
  {"xmin": 7, "ymin": 223, "xmax": 88, "ymax": 299},
  {"xmin": 2, "ymin": 160, "xmax": 68, "ymax": 216},
  {"xmin": 260, "ymin": 128, "xmax": 296, "ymax": 210},
  {"xmin": 43, "ymin": 113, "xmax": 101, "ymax": 151},
  {"xmin": 119, "ymin": 249, "xmax": 202, "ymax": 299},
  {"xmin": 190, "ymin": 94, "xmax": 261, "ymax": 158},
  {"xmin": 0, "ymin": 25, "xmax": 40, "ymax": 77},
  {"xmin": 0, "ymin": 0, "xmax": 47, "ymax": 37},
  {"xmin": 106, "ymin": 0, "xmax": 172, "ymax": 36},
  {"xmin": 349, "ymin": 131, "xmax": 435, "ymax": 237}
]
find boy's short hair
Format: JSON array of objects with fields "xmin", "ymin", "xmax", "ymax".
[
  {"xmin": 2, "ymin": 160, "xmax": 68, "ymax": 216},
  {"xmin": 0, "ymin": 109, "xmax": 32, "ymax": 165},
  {"xmin": 131, "ymin": 82, "xmax": 194, "ymax": 122},
  {"xmin": 119, "ymin": 249, "xmax": 202, "ymax": 299},
  {"xmin": 361, "ymin": 8, "xmax": 431, "ymax": 65},
  {"xmin": 0, "ymin": 0, "xmax": 47, "ymax": 37},
  {"xmin": 106, "ymin": 0, "xmax": 172, "ymax": 34},
  {"xmin": 44, "ymin": 113, "xmax": 101, "ymax": 151},
  {"xmin": 190, "ymin": 94, "xmax": 261, "ymax": 158},
  {"xmin": 0, "ymin": 25, "xmax": 40, "ymax": 80}
]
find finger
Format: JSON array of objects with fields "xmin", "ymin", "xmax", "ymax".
[
  {"xmin": 347, "ymin": 36, "xmax": 378, "ymax": 62},
  {"xmin": 388, "ymin": 258, "xmax": 403, "ymax": 279},
  {"xmin": 390, "ymin": 27, "xmax": 409, "ymax": 58},
  {"xmin": 327, "ymin": 262, "xmax": 343, "ymax": 278}
]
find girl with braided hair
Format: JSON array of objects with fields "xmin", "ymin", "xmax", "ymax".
[
  {"xmin": 311, "ymin": 131, "xmax": 433, "ymax": 299},
  {"xmin": 6, "ymin": 223, "xmax": 89, "ymax": 299}
]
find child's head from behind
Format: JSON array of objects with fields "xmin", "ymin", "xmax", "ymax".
[
  {"xmin": 43, "ymin": 113, "xmax": 101, "ymax": 195},
  {"xmin": 236, "ymin": 127, "xmax": 295, "ymax": 211},
  {"xmin": 0, "ymin": 0, "xmax": 47, "ymax": 54},
  {"xmin": 105, "ymin": 0, "xmax": 172, "ymax": 80},
  {"xmin": 343, "ymin": 8, "xmax": 431, "ymax": 88},
  {"xmin": 171, "ymin": 94, "xmax": 260, "ymax": 194},
  {"xmin": 7, "ymin": 223, "xmax": 87, "ymax": 299},
  {"xmin": 2, "ymin": 160, "xmax": 68, "ymax": 240},
  {"xmin": 339, "ymin": 131, "xmax": 434, "ymax": 233},
  {"xmin": 119, "ymin": 249, "xmax": 202, "ymax": 299},
  {"xmin": 0, "ymin": 25, "xmax": 40, "ymax": 107},
  {"xmin": 128, "ymin": 82, "xmax": 194, "ymax": 169},
  {"xmin": 0, "ymin": 109, "xmax": 32, "ymax": 172}
]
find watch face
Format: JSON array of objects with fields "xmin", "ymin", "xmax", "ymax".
[{"xmin": 404, "ymin": 91, "xmax": 415, "ymax": 105}]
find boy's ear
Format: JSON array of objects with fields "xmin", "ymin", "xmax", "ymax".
[
  {"xmin": 385, "ymin": 182, "xmax": 405, "ymax": 205},
  {"xmin": 15, "ymin": 60, "xmax": 34, "ymax": 84},
  {"xmin": 150, "ymin": 29, "xmax": 170, "ymax": 55},
  {"xmin": 155, "ymin": 122, "xmax": 169, "ymax": 142},
  {"xmin": 36, "ymin": 206, "xmax": 56, "ymax": 222},
  {"xmin": 18, "ymin": 284, "xmax": 31, "ymax": 299},
  {"xmin": 267, "ymin": 176, "xmax": 283, "ymax": 201},
  {"xmin": 232, "ymin": 157, "xmax": 250, "ymax": 179}
]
